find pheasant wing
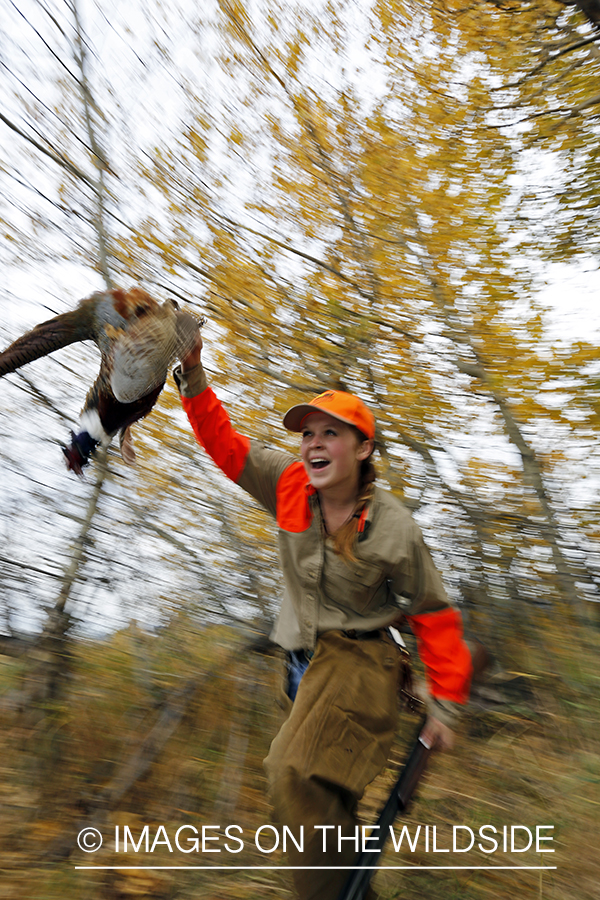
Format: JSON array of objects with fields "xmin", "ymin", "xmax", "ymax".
[{"xmin": 0, "ymin": 307, "xmax": 95, "ymax": 377}]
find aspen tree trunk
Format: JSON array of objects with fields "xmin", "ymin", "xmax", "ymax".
[{"xmin": 24, "ymin": 0, "xmax": 115, "ymax": 715}]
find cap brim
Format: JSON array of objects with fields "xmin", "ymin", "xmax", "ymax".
[
  {"xmin": 283, "ymin": 403, "xmax": 359, "ymax": 433},
  {"xmin": 282, "ymin": 404, "xmax": 321, "ymax": 432}
]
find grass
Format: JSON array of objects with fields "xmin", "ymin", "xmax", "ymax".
[{"xmin": 0, "ymin": 615, "xmax": 598, "ymax": 899}]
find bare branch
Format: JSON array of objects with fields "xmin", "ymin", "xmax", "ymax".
[
  {"xmin": 0, "ymin": 110, "xmax": 93, "ymax": 187},
  {"xmin": 493, "ymin": 32, "xmax": 600, "ymax": 92}
]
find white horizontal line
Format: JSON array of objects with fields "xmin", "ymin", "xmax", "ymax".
[{"xmin": 74, "ymin": 865, "xmax": 557, "ymax": 871}]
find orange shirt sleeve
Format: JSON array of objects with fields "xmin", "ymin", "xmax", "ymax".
[
  {"xmin": 182, "ymin": 386, "xmax": 250, "ymax": 483},
  {"xmin": 408, "ymin": 607, "xmax": 473, "ymax": 704}
]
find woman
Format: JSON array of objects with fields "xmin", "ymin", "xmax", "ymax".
[{"xmin": 175, "ymin": 333, "xmax": 472, "ymax": 900}]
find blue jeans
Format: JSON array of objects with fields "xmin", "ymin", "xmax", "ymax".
[{"xmin": 286, "ymin": 649, "xmax": 311, "ymax": 701}]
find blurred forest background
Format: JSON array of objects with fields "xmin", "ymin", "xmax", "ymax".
[{"xmin": 1, "ymin": 1, "xmax": 599, "ymax": 898}]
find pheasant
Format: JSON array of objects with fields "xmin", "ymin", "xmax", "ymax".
[{"xmin": 0, "ymin": 287, "xmax": 199, "ymax": 474}]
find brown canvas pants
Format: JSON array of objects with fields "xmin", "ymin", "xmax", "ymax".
[{"xmin": 264, "ymin": 630, "xmax": 401, "ymax": 900}]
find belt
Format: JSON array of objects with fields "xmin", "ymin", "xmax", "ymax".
[{"xmin": 343, "ymin": 628, "xmax": 383, "ymax": 640}]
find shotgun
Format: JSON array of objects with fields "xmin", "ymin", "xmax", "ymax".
[
  {"xmin": 337, "ymin": 637, "xmax": 490, "ymax": 900},
  {"xmin": 337, "ymin": 721, "xmax": 431, "ymax": 900}
]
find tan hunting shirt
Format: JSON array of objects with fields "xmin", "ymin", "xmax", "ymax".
[{"xmin": 175, "ymin": 362, "xmax": 472, "ymax": 714}]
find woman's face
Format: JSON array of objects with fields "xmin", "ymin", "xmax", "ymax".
[{"xmin": 300, "ymin": 412, "xmax": 373, "ymax": 496}]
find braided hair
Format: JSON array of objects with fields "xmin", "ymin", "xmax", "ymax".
[{"xmin": 331, "ymin": 428, "xmax": 376, "ymax": 563}]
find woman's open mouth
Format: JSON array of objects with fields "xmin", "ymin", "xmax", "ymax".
[{"xmin": 310, "ymin": 458, "xmax": 330, "ymax": 470}]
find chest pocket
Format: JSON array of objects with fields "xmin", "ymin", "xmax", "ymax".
[{"xmin": 322, "ymin": 552, "xmax": 385, "ymax": 614}]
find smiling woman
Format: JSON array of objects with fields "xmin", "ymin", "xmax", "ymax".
[
  {"xmin": 299, "ymin": 412, "xmax": 372, "ymax": 530},
  {"xmin": 173, "ymin": 328, "xmax": 473, "ymax": 900}
]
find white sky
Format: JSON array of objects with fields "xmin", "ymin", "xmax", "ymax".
[
  {"xmin": 541, "ymin": 261, "xmax": 600, "ymax": 342},
  {"xmin": 1, "ymin": 0, "xmax": 599, "ymax": 635}
]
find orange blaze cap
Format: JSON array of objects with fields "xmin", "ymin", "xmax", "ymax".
[{"xmin": 283, "ymin": 390, "xmax": 375, "ymax": 441}]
